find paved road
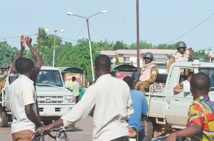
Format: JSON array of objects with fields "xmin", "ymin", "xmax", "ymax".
[
  {"xmin": 0, "ymin": 115, "xmax": 164, "ymax": 141},
  {"xmin": 0, "ymin": 115, "xmax": 93, "ymax": 141}
]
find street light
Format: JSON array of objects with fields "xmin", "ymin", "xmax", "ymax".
[
  {"xmin": 46, "ymin": 29, "xmax": 65, "ymax": 67},
  {"xmin": 67, "ymin": 10, "xmax": 108, "ymax": 82}
]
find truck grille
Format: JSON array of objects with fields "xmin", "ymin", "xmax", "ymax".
[{"xmin": 37, "ymin": 96, "xmax": 63, "ymax": 104}]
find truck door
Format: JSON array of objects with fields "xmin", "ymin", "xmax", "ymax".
[
  {"xmin": 165, "ymin": 67, "xmax": 193, "ymax": 128},
  {"xmin": 166, "ymin": 93, "xmax": 192, "ymax": 127}
]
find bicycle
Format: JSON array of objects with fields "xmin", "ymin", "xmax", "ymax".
[{"xmin": 35, "ymin": 126, "xmax": 69, "ymax": 141}]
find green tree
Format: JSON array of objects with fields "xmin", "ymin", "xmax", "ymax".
[
  {"xmin": 193, "ymin": 50, "xmax": 210, "ymax": 62},
  {"xmin": 115, "ymin": 56, "xmax": 120, "ymax": 65},
  {"xmin": 0, "ymin": 41, "xmax": 20, "ymax": 66},
  {"xmin": 130, "ymin": 60, "xmax": 133, "ymax": 66},
  {"xmin": 113, "ymin": 41, "xmax": 128, "ymax": 50}
]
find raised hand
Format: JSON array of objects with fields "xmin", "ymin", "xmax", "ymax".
[
  {"xmin": 25, "ymin": 36, "xmax": 32, "ymax": 47},
  {"xmin": 20, "ymin": 34, "xmax": 25, "ymax": 49}
]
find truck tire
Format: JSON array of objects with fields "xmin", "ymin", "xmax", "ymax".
[
  {"xmin": 0, "ymin": 107, "xmax": 8, "ymax": 127},
  {"xmin": 143, "ymin": 118, "xmax": 153, "ymax": 141}
]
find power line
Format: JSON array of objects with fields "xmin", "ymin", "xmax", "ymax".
[
  {"xmin": 90, "ymin": 22, "xmax": 108, "ymax": 40},
  {"xmin": 166, "ymin": 13, "xmax": 214, "ymax": 44},
  {"xmin": 74, "ymin": 22, "xmax": 87, "ymax": 41},
  {"xmin": 0, "ymin": 34, "xmax": 37, "ymax": 40}
]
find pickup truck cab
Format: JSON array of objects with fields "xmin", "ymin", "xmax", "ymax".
[
  {"xmin": 36, "ymin": 66, "xmax": 76, "ymax": 124},
  {"xmin": 143, "ymin": 60, "xmax": 214, "ymax": 140}
]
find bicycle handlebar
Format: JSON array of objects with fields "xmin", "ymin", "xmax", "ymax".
[
  {"xmin": 35, "ymin": 126, "xmax": 69, "ymax": 141},
  {"xmin": 48, "ymin": 126, "xmax": 68, "ymax": 140}
]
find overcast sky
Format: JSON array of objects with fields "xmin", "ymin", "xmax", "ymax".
[{"xmin": 1, "ymin": 0, "xmax": 214, "ymax": 51}]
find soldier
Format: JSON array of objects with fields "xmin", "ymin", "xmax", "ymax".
[
  {"xmin": 134, "ymin": 52, "xmax": 158, "ymax": 94},
  {"xmin": 167, "ymin": 41, "xmax": 194, "ymax": 70}
]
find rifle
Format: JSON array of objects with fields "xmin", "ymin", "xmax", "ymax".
[{"xmin": 133, "ymin": 70, "xmax": 141, "ymax": 86}]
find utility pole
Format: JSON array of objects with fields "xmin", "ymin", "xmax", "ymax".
[
  {"xmin": 38, "ymin": 27, "xmax": 41, "ymax": 53},
  {"xmin": 136, "ymin": 0, "xmax": 140, "ymax": 71}
]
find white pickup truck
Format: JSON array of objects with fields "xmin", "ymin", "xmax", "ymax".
[
  {"xmin": 143, "ymin": 60, "xmax": 214, "ymax": 141},
  {"xmin": 0, "ymin": 66, "xmax": 76, "ymax": 126}
]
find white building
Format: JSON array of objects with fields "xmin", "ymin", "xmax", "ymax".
[{"xmin": 100, "ymin": 49, "xmax": 177, "ymax": 73}]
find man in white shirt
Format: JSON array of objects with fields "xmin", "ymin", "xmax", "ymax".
[
  {"xmin": 9, "ymin": 57, "xmax": 43, "ymax": 141},
  {"xmin": 37, "ymin": 54, "xmax": 133, "ymax": 141}
]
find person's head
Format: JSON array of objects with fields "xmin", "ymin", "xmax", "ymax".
[
  {"xmin": 187, "ymin": 72, "xmax": 194, "ymax": 81},
  {"xmin": 94, "ymin": 55, "xmax": 111, "ymax": 77},
  {"xmin": 123, "ymin": 76, "xmax": 134, "ymax": 89},
  {"xmin": 190, "ymin": 72, "xmax": 211, "ymax": 100},
  {"xmin": 143, "ymin": 52, "xmax": 153, "ymax": 64},
  {"xmin": 176, "ymin": 41, "xmax": 186, "ymax": 55},
  {"xmin": 72, "ymin": 76, "xmax": 76, "ymax": 82},
  {"xmin": 18, "ymin": 57, "xmax": 35, "ymax": 80},
  {"xmin": 15, "ymin": 57, "xmax": 25, "ymax": 73}
]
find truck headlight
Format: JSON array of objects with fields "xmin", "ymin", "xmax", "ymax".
[{"xmin": 64, "ymin": 95, "xmax": 75, "ymax": 103}]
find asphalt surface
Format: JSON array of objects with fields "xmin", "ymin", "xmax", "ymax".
[
  {"xmin": 0, "ymin": 115, "xmax": 166, "ymax": 141},
  {"xmin": 0, "ymin": 115, "xmax": 93, "ymax": 141}
]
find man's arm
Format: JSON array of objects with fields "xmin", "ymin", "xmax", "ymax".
[
  {"xmin": 11, "ymin": 35, "xmax": 25, "ymax": 71},
  {"xmin": 37, "ymin": 86, "xmax": 97, "ymax": 135},
  {"xmin": 25, "ymin": 104, "xmax": 43, "ymax": 128},
  {"xmin": 36, "ymin": 119, "xmax": 63, "ymax": 136},
  {"xmin": 166, "ymin": 124, "xmax": 201, "ymax": 141},
  {"xmin": 173, "ymin": 83, "xmax": 183, "ymax": 94},
  {"xmin": 127, "ymin": 94, "xmax": 134, "ymax": 119},
  {"xmin": 167, "ymin": 57, "xmax": 175, "ymax": 71},
  {"xmin": 25, "ymin": 36, "xmax": 43, "ymax": 69}
]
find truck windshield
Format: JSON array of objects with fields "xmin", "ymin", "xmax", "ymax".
[
  {"xmin": 36, "ymin": 70, "xmax": 63, "ymax": 87},
  {"xmin": 199, "ymin": 68, "xmax": 214, "ymax": 88}
]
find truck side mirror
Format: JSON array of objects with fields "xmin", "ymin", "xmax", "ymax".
[{"xmin": 183, "ymin": 83, "xmax": 190, "ymax": 93}]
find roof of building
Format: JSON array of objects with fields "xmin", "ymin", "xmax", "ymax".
[{"xmin": 100, "ymin": 49, "xmax": 177, "ymax": 56}]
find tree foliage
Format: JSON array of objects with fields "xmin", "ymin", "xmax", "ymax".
[
  {"xmin": 1, "ymin": 27, "xmax": 212, "ymax": 81},
  {"xmin": 193, "ymin": 50, "xmax": 210, "ymax": 62}
]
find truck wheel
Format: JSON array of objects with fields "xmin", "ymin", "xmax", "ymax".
[
  {"xmin": 0, "ymin": 109, "xmax": 8, "ymax": 127},
  {"xmin": 143, "ymin": 118, "xmax": 153, "ymax": 141}
]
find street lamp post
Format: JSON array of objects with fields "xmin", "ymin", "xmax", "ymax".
[
  {"xmin": 46, "ymin": 29, "xmax": 65, "ymax": 67},
  {"xmin": 67, "ymin": 10, "xmax": 107, "ymax": 82},
  {"xmin": 136, "ymin": 0, "xmax": 140, "ymax": 71},
  {"xmin": 53, "ymin": 29, "xmax": 58, "ymax": 67}
]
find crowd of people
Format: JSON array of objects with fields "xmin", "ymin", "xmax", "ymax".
[{"xmin": 1, "ymin": 36, "xmax": 214, "ymax": 141}]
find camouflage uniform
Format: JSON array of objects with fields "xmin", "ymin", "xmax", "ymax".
[
  {"xmin": 134, "ymin": 62, "xmax": 158, "ymax": 94},
  {"xmin": 167, "ymin": 51, "xmax": 189, "ymax": 70}
]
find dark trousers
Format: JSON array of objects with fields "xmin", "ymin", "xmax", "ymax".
[
  {"xmin": 75, "ymin": 96, "xmax": 79, "ymax": 103},
  {"xmin": 138, "ymin": 128, "xmax": 146, "ymax": 141},
  {"xmin": 111, "ymin": 137, "xmax": 129, "ymax": 141}
]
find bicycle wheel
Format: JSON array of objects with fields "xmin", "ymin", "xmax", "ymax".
[
  {"xmin": 59, "ymin": 136, "xmax": 69, "ymax": 141},
  {"xmin": 57, "ymin": 131, "xmax": 69, "ymax": 141}
]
